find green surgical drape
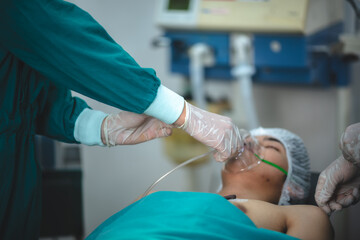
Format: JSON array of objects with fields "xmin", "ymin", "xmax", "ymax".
[{"xmin": 87, "ymin": 192, "xmax": 299, "ymax": 240}]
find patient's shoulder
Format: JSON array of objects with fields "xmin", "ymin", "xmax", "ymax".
[
  {"xmin": 230, "ymin": 199, "xmax": 333, "ymax": 240},
  {"xmin": 283, "ymin": 204, "xmax": 330, "ymax": 226},
  {"xmin": 282, "ymin": 204, "xmax": 334, "ymax": 240}
]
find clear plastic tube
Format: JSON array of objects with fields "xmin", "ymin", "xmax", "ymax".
[{"xmin": 140, "ymin": 149, "xmax": 216, "ymax": 198}]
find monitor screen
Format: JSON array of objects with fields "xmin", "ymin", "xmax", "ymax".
[{"xmin": 167, "ymin": 0, "xmax": 191, "ymax": 11}]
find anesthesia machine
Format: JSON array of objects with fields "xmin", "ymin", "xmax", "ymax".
[{"xmin": 155, "ymin": 0, "xmax": 354, "ymax": 130}]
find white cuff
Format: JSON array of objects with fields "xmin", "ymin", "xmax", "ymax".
[
  {"xmin": 144, "ymin": 84, "xmax": 184, "ymax": 124},
  {"xmin": 74, "ymin": 108, "xmax": 108, "ymax": 146}
]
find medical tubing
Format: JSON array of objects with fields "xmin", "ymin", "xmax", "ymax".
[
  {"xmin": 141, "ymin": 149, "xmax": 216, "ymax": 198},
  {"xmin": 239, "ymin": 76, "xmax": 259, "ymax": 129},
  {"xmin": 189, "ymin": 43, "xmax": 212, "ymax": 110},
  {"xmin": 254, "ymin": 153, "xmax": 288, "ymax": 175},
  {"xmin": 232, "ymin": 35, "xmax": 259, "ymax": 130},
  {"xmin": 347, "ymin": 0, "xmax": 360, "ymax": 18}
]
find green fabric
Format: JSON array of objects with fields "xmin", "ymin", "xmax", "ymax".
[
  {"xmin": 0, "ymin": 0, "xmax": 162, "ymax": 238},
  {"xmin": 0, "ymin": 47, "xmax": 88, "ymax": 239},
  {"xmin": 87, "ymin": 192, "xmax": 299, "ymax": 240},
  {"xmin": 0, "ymin": 0, "xmax": 160, "ymax": 113}
]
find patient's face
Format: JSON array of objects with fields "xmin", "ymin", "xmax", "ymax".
[{"xmin": 221, "ymin": 135, "xmax": 288, "ymax": 204}]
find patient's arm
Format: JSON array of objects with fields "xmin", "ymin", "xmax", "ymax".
[
  {"xmin": 230, "ymin": 199, "xmax": 333, "ymax": 240},
  {"xmin": 283, "ymin": 204, "xmax": 334, "ymax": 240}
]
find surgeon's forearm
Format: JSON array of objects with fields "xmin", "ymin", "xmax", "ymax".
[
  {"xmin": 0, "ymin": 0, "xmax": 161, "ymax": 113},
  {"xmin": 173, "ymin": 102, "xmax": 186, "ymax": 127}
]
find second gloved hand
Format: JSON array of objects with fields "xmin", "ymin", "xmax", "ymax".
[
  {"xmin": 315, "ymin": 156, "xmax": 359, "ymax": 214},
  {"xmin": 328, "ymin": 175, "xmax": 360, "ymax": 210},
  {"xmin": 102, "ymin": 111, "xmax": 172, "ymax": 146},
  {"xmin": 340, "ymin": 122, "xmax": 360, "ymax": 166},
  {"xmin": 179, "ymin": 101, "xmax": 244, "ymax": 162}
]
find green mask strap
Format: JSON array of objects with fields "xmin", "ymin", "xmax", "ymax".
[{"xmin": 254, "ymin": 153, "xmax": 288, "ymax": 176}]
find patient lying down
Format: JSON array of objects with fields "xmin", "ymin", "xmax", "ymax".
[
  {"xmin": 217, "ymin": 127, "xmax": 333, "ymax": 240},
  {"xmin": 87, "ymin": 128, "xmax": 333, "ymax": 240}
]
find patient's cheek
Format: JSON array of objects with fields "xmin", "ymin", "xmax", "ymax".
[
  {"xmin": 259, "ymin": 173, "xmax": 271, "ymax": 183},
  {"xmin": 259, "ymin": 170, "xmax": 284, "ymax": 185}
]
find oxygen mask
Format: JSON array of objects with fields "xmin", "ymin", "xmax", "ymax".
[
  {"xmin": 223, "ymin": 130, "xmax": 263, "ymax": 174},
  {"xmin": 223, "ymin": 131, "xmax": 288, "ymax": 175}
]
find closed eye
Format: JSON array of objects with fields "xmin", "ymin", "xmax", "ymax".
[
  {"xmin": 262, "ymin": 137, "xmax": 284, "ymax": 153},
  {"xmin": 264, "ymin": 145, "xmax": 280, "ymax": 152}
]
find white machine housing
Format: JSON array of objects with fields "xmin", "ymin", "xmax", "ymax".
[{"xmin": 156, "ymin": 0, "xmax": 343, "ymax": 35}]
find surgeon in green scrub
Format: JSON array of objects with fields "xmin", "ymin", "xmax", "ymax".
[{"xmin": 0, "ymin": 0, "xmax": 245, "ymax": 239}]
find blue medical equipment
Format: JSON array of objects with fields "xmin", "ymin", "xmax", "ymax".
[{"xmin": 156, "ymin": 0, "xmax": 351, "ymax": 86}]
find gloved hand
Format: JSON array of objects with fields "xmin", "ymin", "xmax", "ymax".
[
  {"xmin": 178, "ymin": 101, "xmax": 244, "ymax": 162},
  {"xmin": 102, "ymin": 111, "xmax": 172, "ymax": 146},
  {"xmin": 315, "ymin": 156, "xmax": 360, "ymax": 214},
  {"xmin": 340, "ymin": 122, "xmax": 360, "ymax": 166},
  {"xmin": 328, "ymin": 174, "xmax": 360, "ymax": 211},
  {"xmin": 315, "ymin": 122, "xmax": 360, "ymax": 214}
]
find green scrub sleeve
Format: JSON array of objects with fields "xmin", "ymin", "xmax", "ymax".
[
  {"xmin": 0, "ymin": 0, "xmax": 160, "ymax": 113},
  {"xmin": 36, "ymin": 82, "xmax": 89, "ymax": 143}
]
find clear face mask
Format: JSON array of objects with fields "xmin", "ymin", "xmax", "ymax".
[
  {"xmin": 223, "ymin": 132, "xmax": 288, "ymax": 176},
  {"xmin": 223, "ymin": 131, "xmax": 262, "ymax": 173}
]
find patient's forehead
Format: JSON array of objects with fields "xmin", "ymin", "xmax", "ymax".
[
  {"xmin": 259, "ymin": 136, "xmax": 283, "ymax": 145},
  {"xmin": 256, "ymin": 135, "xmax": 283, "ymax": 145}
]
